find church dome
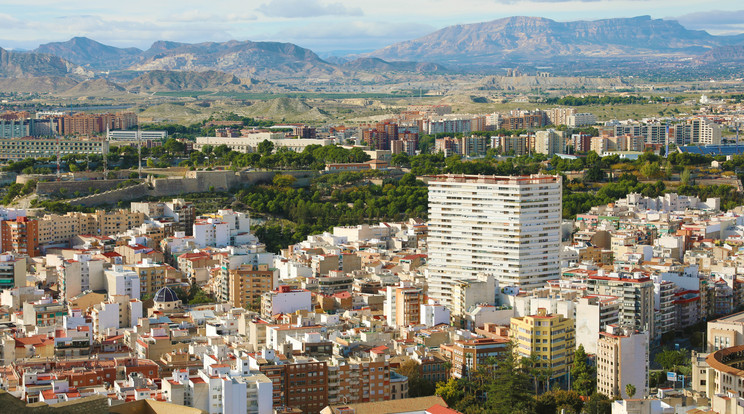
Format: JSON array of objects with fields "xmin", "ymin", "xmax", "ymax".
[{"xmin": 154, "ymin": 287, "xmax": 179, "ymax": 303}]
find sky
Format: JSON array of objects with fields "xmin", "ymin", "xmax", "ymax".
[{"xmin": 0, "ymin": 0, "xmax": 743, "ymax": 54}]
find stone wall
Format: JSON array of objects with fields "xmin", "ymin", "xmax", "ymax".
[
  {"xmin": 0, "ymin": 390, "xmax": 108, "ymax": 414},
  {"xmin": 63, "ymin": 170, "xmax": 323, "ymax": 207},
  {"xmin": 67, "ymin": 182, "xmax": 150, "ymax": 207},
  {"xmin": 36, "ymin": 179, "xmax": 132, "ymax": 195}
]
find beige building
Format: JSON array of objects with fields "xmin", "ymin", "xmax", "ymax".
[
  {"xmin": 707, "ymin": 311, "xmax": 744, "ymax": 352},
  {"xmin": 228, "ymin": 264, "xmax": 278, "ymax": 310},
  {"xmin": 37, "ymin": 210, "xmax": 146, "ymax": 247},
  {"xmin": 596, "ymin": 325, "xmax": 649, "ymax": 399}
]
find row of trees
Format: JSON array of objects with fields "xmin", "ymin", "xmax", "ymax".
[{"xmin": 434, "ymin": 344, "xmax": 612, "ymax": 414}]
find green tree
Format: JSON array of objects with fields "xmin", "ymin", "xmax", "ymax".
[
  {"xmin": 435, "ymin": 378, "xmax": 464, "ymax": 408},
  {"xmin": 273, "ymin": 174, "xmax": 297, "ymax": 187},
  {"xmin": 486, "ymin": 342, "xmax": 535, "ymax": 413},
  {"xmin": 397, "ymin": 359, "xmax": 435, "ymax": 398},
  {"xmin": 680, "ymin": 167, "xmax": 692, "ymax": 185},
  {"xmin": 391, "ymin": 152, "xmax": 411, "ymax": 168},
  {"xmin": 640, "ymin": 161, "xmax": 661, "ymax": 179},
  {"xmin": 584, "ymin": 393, "xmax": 612, "ymax": 414},
  {"xmin": 258, "ymin": 139, "xmax": 275, "ymax": 156},
  {"xmin": 625, "ymin": 384, "xmax": 636, "ymax": 399},
  {"xmin": 655, "ymin": 349, "xmax": 689, "ymax": 372},
  {"xmin": 571, "ymin": 344, "xmax": 596, "ymax": 396}
]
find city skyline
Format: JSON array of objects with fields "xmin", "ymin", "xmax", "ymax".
[{"xmin": 0, "ymin": 0, "xmax": 743, "ymax": 53}]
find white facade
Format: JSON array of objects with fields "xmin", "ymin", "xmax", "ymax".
[
  {"xmin": 427, "ymin": 174, "xmax": 562, "ymax": 307},
  {"xmin": 421, "ymin": 301, "xmax": 451, "ymax": 327},
  {"xmin": 59, "ymin": 254, "xmax": 104, "ymax": 300},
  {"xmin": 575, "ymin": 296, "xmax": 620, "ymax": 354},
  {"xmin": 107, "ymin": 130, "xmax": 167, "ymax": 141},
  {"xmin": 567, "ymin": 113, "xmax": 597, "ymax": 127},
  {"xmin": 195, "ymin": 133, "xmax": 333, "ymax": 153},
  {"xmin": 262, "ymin": 287, "xmax": 312, "ymax": 317}
]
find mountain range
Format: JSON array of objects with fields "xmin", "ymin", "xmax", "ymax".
[
  {"xmin": 1, "ymin": 15, "xmax": 743, "ymax": 92},
  {"xmin": 366, "ymin": 15, "xmax": 744, "ymax": 65}
]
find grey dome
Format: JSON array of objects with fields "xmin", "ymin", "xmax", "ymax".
[{"xmin": 154, "ymin": 287, "xmax": 179, "ymax": 303}]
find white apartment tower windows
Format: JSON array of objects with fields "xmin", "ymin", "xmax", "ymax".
[{"xmin": 427, "ymin": 174, "xmax": 562, "ymax": 307}]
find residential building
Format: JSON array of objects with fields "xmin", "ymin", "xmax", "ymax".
[
  {"xmin": 228, "ymin": 264, "xmax": 278, "ymax": 310},
  {"xmin": 510, "ymin": 308, "xmax": 575, "ymax": 386},
  {"xmin": 427, "ymin": 175, "xmax": 562, "ymax": 307},
  {"xmin": 440, "ymin": 337, "xmax": 509, "ymax": 379},
  {"xmin": 534, "ymin": 129, "xmax": 564, "ymax": 156},
  {"xmin": 261, "ymin": 286, "xmax": 313, "ymax": 317},
  {"xmin": 1, "ymin": 216, "xmax": 39, "ymax": 256},
  {"xmin": 596, "ymin": 325, "xmax": 650, "ymax": 399},
  {"xmin": 384, "ymin": 283, "xmax": 424, "ymax": 327}
]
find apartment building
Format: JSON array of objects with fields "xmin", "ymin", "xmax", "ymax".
[
  {"xmin": 327, "ymin": 355, "xmax": 392, "ymax": 405},
  {"xmin": 0, "ymin": 253, "xmax": 26, "ymax": 289},
  {"xmin": 261, "ymin": 286, "xmax": 313, "ymax": 317},
  {"xmin": 58, "ymin": 253, "xmax": 105, "ymax": 300},
  {"xmin": 384, "ymin": 283, "xmax": 424, "ymax": 327},
  {"xmin": 586, "ymin": 272, "xmax": 656, "ymax": 341},
  {"xmin": 124, "ymin": 259, "xmax": 167, "ymax": 299},
  {"xmin": 510, "ymin": 308, "xmax": 575, "ymax": 386},
  {"xmin": 53, "ymin": 112, "xmax": 137, "ymax": 135},
  {"xmin": 596, "ymin": 325, "xmax": 649, "ymax": 399},
  {"xmin": 251, "ymin": 349, "xmax": 329, "ymax": 414},
  {"xmin": 440, "ymin": 337, "xmax": 509, "ymax": 379},
  {"xmin": 0, "ymin": 137, "xmax": 110, "ymax": 161},
  {"xmin": 228, "ymin": 264, "xmax": 278, "ymax": 310},
  {"xmin": 131, "ymin": 199, "xmax": 195, "ymax": 236},
  {"xmin": 534, "ymin": 129, "xmax": 564, "ymax": 156},
  {"xmin": 1, "ymin": 216, "xmax": 39, "ymax": 256},
  {"xmin": 427, "ymin": 174, "xmax": 562, "ymax": 307}
]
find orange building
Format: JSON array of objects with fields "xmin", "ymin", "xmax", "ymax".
[{"xmin": 1, "ymin": 216, "xmax": 40, "ymax": 256}]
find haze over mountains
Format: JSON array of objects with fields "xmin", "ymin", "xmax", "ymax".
[{"xmin": 1, "ymin": 15, "xmax": 743, "ymax": 94}]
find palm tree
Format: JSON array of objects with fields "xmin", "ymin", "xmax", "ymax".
[{"xmin": 625, "ymin": 383, "xmax": 636, "ymax": 399}]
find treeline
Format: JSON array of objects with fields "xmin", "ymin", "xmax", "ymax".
[
  {"xmin": 186, "ymin": 143, "xmax": 370, "ymax": 170},
  {"xmin": 435, "ymin": 344, "xmax": 611, "ymax": 414},
  {"xmin": 239, "ymin": 173, "xmax": 427, "ymax": 253},
  {"xmin": 543, "ymin": 95, "xmax": 677, "ymax": 106}
]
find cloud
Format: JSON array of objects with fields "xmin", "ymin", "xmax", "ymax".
[
  {"xmin": 257, "ymin": 0, "xmax": 363, "ymax": 18},
  {"xmin": 169, "ymin": 10, "xmax": 257, "ymax": 23},
  {"xmin": 273, "ymin": 21, "xmax": 435, "ymax": 50},
  {"xmin": 673, "ymin": 9, "xmax": 744, "ymax": 34}
]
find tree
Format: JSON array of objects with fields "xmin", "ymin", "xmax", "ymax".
[
  {"xmin": 397, "ymin": 359, "xmax": 435, "ymax": 398},
  {"xmin": 625, "ymin": 383, "xmax": 636, "ymax": 399},
  {"xmin": 435, "ymin": 378, "xmax": 465, "ymax": 408},
  {"xmin": 258, "ymin": 139, "xmax": 275, "ymax": 156},
  {"xmin": 584, "ymin": 393, "xmax": 612, "ymax": 414},
  {"xmin": 486, "ymin": 342, "xmax": 535, "ymax": 413},
  {"xmin": 655, "ymin": 349, "xmax": 689, "ymax": 372},
  {"xmin": 571, "ymin": 344, "xmax": 596, "ymax": 396},
  {"xmin": 391, "ymin": 153, "xmax": 411, "ymax": 168},
  {"xmin": 681, "ymin": 167, "xmax": 692, "ymax": 185},
  {"xmin": 273, "ymin": 174, "xmax": 297, "ymax": 187},
  {"xmin": 640, "ymin": 161, "xmax": 661, "ymax": 179}
]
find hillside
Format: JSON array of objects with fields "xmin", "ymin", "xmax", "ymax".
[
  {"xmin": 124, "ymin": 70, "xmax": 263, "ymax": 92},
  {"xmin": 130, "ymin": 40, "xmax": 343, "ymax": 79},
  {"xmin": 342, "ymin": 57, "xmax": 447, "ymax": 73},
  {"xmin": 366, "ymin": 16, "xmax": 744, "ymax": 65},
  {"xmin": 0, "ymin": 47, "xmax": 89, "ymax": 78}
]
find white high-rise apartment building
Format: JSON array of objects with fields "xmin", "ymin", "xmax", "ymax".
[{"xmin": 427, "ymin": 174, "xmax": 562, "ymax": 306}]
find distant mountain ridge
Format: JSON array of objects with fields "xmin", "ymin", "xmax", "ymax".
[
  {"xmin": 35, "ymin": 37, "xmax": 142, "ymax": 69},
  {"xmin": 365, "ymin": 15, "xmax": 744, "ymax": 65}
]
